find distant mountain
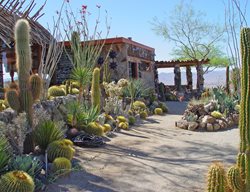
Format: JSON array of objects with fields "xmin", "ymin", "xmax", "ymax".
[{"xmin": 159, "ymin": 70, "xmax": 226, "ymax": 88}]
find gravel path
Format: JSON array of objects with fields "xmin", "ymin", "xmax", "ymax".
[{"xmin": 47, "ymin": 102, "xmax": 239, "ymax": 192}]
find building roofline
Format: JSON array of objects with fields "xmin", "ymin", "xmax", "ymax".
[{"xmin": 63, "ymin": 37, "xmax": 155, "ymax": 52}]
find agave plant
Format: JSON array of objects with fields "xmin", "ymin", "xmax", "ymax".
[
  {"xmin": 8, "ymin": 155, "xmax": 43, "ymax": 179},
  {"xmin": 123, "ymin": 79, "xmax": 150, "ymax": 107},
  {"xmin": 34, "ymin": 120, "xmax": 64, "ymax": 152},
  {"xmin": 66, "ymin": 101, "xmax": 99, "ymax": 130}
]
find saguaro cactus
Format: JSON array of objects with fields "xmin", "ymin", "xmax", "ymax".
[
  {"xmin": 6, "ymin": 19, "xmax": 42, "ymax": 153},
  {"xmin": 91, "ymin": 67, "xmax": 101, "ymax": 112}
]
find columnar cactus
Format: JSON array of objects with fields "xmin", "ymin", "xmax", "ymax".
[
  {"xmin": 207, "ymin": 162, "xmax": 226, "ymax": 192},
  {"xmin": 91, "ymin": 67, "xmax": 101, "ymax": 112},
  {"xmin": 6, "ymin": 19, "xmax": 42, "ymax": 126},
  {"xmin": 225, "ymin": 28, "xmax": 250, "ymax": 192}
]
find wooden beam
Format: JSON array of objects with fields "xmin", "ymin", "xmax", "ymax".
[{"xmin": 155, "ymin": 59, "xmax": 210, "ymax": 68}]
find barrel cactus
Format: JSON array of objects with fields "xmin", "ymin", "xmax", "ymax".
[
  {"xmin": 154, "ymin": 108, "xmax": 163, "ymax": 115},
  {"xmin": 85, "ymin": 122, "xmax": 104, "ymax": 136},
  {"xmin": 47, "ymin": 139, "xmax": 75, "ymax": 162},
  {"xmin": 52, "ymin": 157, "xmax": 72, "ymax": 174},
  {"xmin": 48, "ymin": 86, "xmax": 66, "ymax": 97},
  {"xmin": 227, "ymin": 166, "xmax": 243, "ymax": 191},
  {"xmin": 0, "ymin": 170, "xmax": 35, "ymax": 192}
]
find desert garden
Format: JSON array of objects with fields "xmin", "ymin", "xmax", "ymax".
[{"xmin": 0, "ymin": 0, "xmax": 248, "ymax": 192}]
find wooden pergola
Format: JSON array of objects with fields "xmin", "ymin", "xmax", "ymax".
[
  {"xmin": 0, "ymin": 0, "xmax": 51, "ymax": 98},
  {"xmin": 155, "ymin": 59, "xmax": 210, "ymax": 92}
]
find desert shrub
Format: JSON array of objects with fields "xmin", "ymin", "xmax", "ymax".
[{"xmin": 158, "ymin": 102, "xmax": 168, "ymax": 113}]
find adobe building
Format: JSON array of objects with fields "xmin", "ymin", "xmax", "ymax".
[{"xmin": 54, "ymin": 37, "xmax": 156, "ymax": 89}]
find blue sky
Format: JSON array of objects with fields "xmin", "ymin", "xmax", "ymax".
[{"xmin": 38, "ymin": 0, "xmax": 249, "ymax": 65}]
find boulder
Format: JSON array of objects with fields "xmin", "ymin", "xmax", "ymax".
[
  {"xmin": 202, "ymin": 115, "xmax": 216, "ymax": 124},
  {"xmin": 188, "ymin": 122, "xmax": 199, "ymax": 131},
  {"xmin": 176, "ymin": 120, "xmax": 189, "ymax": 129},
  {"xmin": 199, "ymin": 122, "xmax": 206, "ymax": 129},
  {"xmin": 232, "ymin": 114, "xmax": 239, "ymax": 125},
  {"xmin": 213, "ymin": 123, "xmax": 221, "ymax": 131},
  {"xmin": 207, "ymin": 123, "xmax": 214, "ymax": 131},
  {"xmin": 218, "ymin": 120, "xmax": 227, "ymax": 129}
]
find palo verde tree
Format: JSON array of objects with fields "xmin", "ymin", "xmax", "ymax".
[{"xmin": 152, "ymin": 1, "xmax": 228, "ymax": 91}]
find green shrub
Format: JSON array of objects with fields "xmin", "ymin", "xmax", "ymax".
[
  {"xmin": 48, "ymin": 86, "xmax": 66, "ymax": 97},
  {"xmin": 47, "ymin": 139, "xmax": 75, "ymax": 162},
  {"xmin": 0, "ymin": 171, "xmax": 35, "ymax": 192},
  {"xmin": 154, "ymin": 108, "xmax": 163, "ymax": 115},
  {"xmin": 85, "ymin": 122, "xmax": 104, "ymax": 136},
  {"xmin": 211, "ymin": 111, "xmax": 223, "ymax": 119},
  {"xmin": 34, "ymin": 120, "xmax": 64, "ymax": 152},
  {"xmin": 52, "ymin": 157, "xmax": 71, "ymax": 174}
]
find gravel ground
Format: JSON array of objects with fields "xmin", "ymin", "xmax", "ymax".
[{"xmin": 47, "ymin": 102, "xmax": 239, "ymax": 192}]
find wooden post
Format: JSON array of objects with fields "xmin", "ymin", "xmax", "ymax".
[
  {"xmin": 174, "ymin": 65, "xmax": 181, "ymax": 91},
  {"xmin": 0, "ymin": 43, "xmax": 4, "ymax": 99},
  {"xmin": 196, "ymin": 63, "xmax": 204, "ymax": 93},
  {"xmin": 186, "ymin": 66, "xmax": 192, "ymax": 90},
  {"xmin": 226, "ymin": 66, "xmax": 230, "ymax": 94}
]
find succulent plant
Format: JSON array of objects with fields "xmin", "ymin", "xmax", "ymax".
[
  {"xmin": 116, "ymin": 116, "xmax": 127, "ymax": 123},
  {"xmin": 0, "ymin": 170, "xmax": 35, "ymax": 192},
  {"xmin": 211, "ymin": 111, "xmax": 223, "ymax": 119},
  {"xmin": 140, "ymin": 111, "xmax": 148, "ymax": 119},
  {"xmin": 85, "ymin": 122, "xmax": 104, "ymax": 136},
  {"xmin": 52, "ymin": 157, "xmax": 72, "ymax": 174},
  {"xmin": 47, "ymin": 139, "xmax": 75, "ymax": 162},
  {"xmin": 207, "ymin": 162, "xmax": 226, "ymax": 192},
  {"xmin": 133, "ymin": 101, "xmax": 146, "ymax": 110},
  {"xmin": 118, "ymin": 122, "xmax": 129, "ymax": 130},
  {"xmin": 154, "ymin": 108, "xmax": 163, "ymax": 115},
  {"xmin": 48, "ymin": 86, "xmax": 66, "ymax": 97},
  {"xmin": 103, "ymin": 124, "xmax": 112, "ymax": 133},
  {"xmin": 0, "ymin": 137, "xmax": 12, "ymax": 171},
  {"xmin": 91, "ymin": 68, "xmax": 101, "ymax": 113},
  {"xmin": 8, "ymin": 155, "xmax": 43, "ymax": 179},
  {"xmin": 128, "ymin": 116, "xmax": 136, "ymax": 125},
  {"xmin": 227, "ymin": 165, "xmax": 243, "ymax": 191},
  {"xmin": 34, "ymin": 120, "xmax": 64, "ymax": 152}
]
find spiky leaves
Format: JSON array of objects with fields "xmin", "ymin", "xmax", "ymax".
[{"xmin": 34, "ymin": 120, "xmax": 64, "ymax": 152}]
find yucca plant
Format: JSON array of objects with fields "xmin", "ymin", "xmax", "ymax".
[
  {"xmin": 34, "ymin": 120, "xmax": 64, "ymax": 152},
  {"xmin": 70, "ymin": 66, "xmax": 92, "ymax": 102}
]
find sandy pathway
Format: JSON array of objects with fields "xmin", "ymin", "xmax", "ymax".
[{"xmin": 47, "ymin": 102, "xmax": 239, "ymax": 192}]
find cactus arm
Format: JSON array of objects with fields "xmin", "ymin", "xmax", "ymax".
[{"xmin": 91, "ymin": 67, "xmax": 101, "ymax": 112}]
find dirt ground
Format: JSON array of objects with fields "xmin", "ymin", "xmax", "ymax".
[{"xmin": 47, "ymin": 102, "xmax": 239, "ymax": 192}]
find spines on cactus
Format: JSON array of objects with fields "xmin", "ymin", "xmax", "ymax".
[
  {"xmin": 47, "ymin": 139, "xmax": 75, "ymax": 162},
  {"xmin": 6, "ymin": 89, "xmax": 20, "ymax": 111},
  {"xmin": 52, "ymin": 157, "xmax": 72, "ymax": 174},
  {"xmin": 207, "ymin": 162, "xmax": 226, "ymax": 192},
  {"xmin": 0, "ymin": 170, "xmax": 35, "ymax": 192},
  {"xmin": 227, "ymin": 166, "xmax": 243, "ymax": 191},
  {"xmin": 29, "ymin": 74, "xmax": 42, "ymax": 101},
  {"xmin": 91, "ymin": 67, "xmax": 101, "ymax": 112}
]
